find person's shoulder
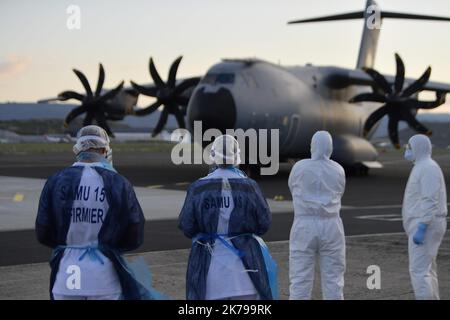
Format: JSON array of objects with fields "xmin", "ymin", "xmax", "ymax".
[
  {"xmin": 188, "ymin": 179, "xmax": 202, "ymax": 190},
  {"xmin": 185, "ymin": 178, "xmax": 219, "ymax": 197},
  {"xmin": 42, "ymin": 166, "xmax": 82, "ymax": 191},
  {"xmin": 328, "ymin": 159, "xmax": 346, "ymax": 174},
  {"xmin": 94, "ymin": 167, "xmax": 133, "ymax": 187},
  {"xmin": 229, "ymin": 177, "xmax": 261, "ymax": 194},
  {"xmin": 290, "ymin": 159, "xmax": 311, "ymax": 174},
  {"xmin": 48, "ymin": 166, "xmax": 82, "ymax": 181},
  {"xmin": 295, "ymin": 158, "xmax": 311, "ymax": 166},
  {"xmin": 293, "ymin": 159, "xmax": 312, "ymax": 168},
  {"xmin": 241, "ymin": 176, "xmax": 258, "ymax": 187},
  {"xmin": 191, "ymin": 176, "xmax": 217, "ymax": 186},
  {"xmin": 422, "ymin": 158, "xmax": 444, "ymax": 176}
]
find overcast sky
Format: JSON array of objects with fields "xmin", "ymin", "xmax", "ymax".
[{"xmin": 1, "ymin": 0, "xmax": 450, "ymax": 112}]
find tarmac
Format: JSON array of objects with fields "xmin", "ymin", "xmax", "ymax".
[
  {"xmin": 0, "ymin": 233, "xmax": 449, "ymax": 300},
  {"xmin": 0, "ymin": 147, "xmax": 449, "ymax": 299}
]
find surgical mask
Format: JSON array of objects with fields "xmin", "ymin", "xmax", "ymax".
[
  {"xmin": 76, "ymin": 151, "xmax": 117, "ymax": 172},
  {"xmin": 404, "ymin": 148, "xmax": 414, "ymax": 162},
  {"xmin": 106, "ymin": 148, "xmax": 113, "ymax": 165}
]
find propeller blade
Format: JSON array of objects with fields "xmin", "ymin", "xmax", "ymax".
[
  {"xmin": 64, "ymin": 106, "xmax": 87, "ymax": 127},
  {"xmin": 349, "ymin": 92, "xmax": 386, "ymax": 103},
  {"xmin": 174, "ymin": 77, "xmax": 201, "ymax": 95},
  {"xmin": 73, "ymin": 69, "xmax": 93, "ymax": 99},
  {"xmin": 134, "ymin": 101, "xmax": 162, "ymax": 116},
  {"xmin": 152, "ymin": 109, "xmax": 169, "ymax": 137},
  {"xmin": 149, "ymin": 58, "xmax": 165, "ymax": 87},
  {"xmin": 130, "ymin": 81, "xmax": 158, "ymax": 97},
  {"xmin": 405, "ymin": 95, "xmax": 445, "ymax": 110},
  {"xmin": 174, "ymin": 108, "xmax": 186, "ymax": 129},
  {"xmin": 98, "ymin": 81, "xmax": 124, "ymax": 103},
  {"xmin": 394, "ymin": 53, "xmax": 405, "ymax": 93},
  {"xmin": 363, "ymin": 105, "xmax": 388, "ymax": 136},
  {"xmin": 401, "ymin": 110, "xmax": 432, "ymax": 135},
  {"xmin": 388, "ymin": 116, "xmax": 400, "ymax": 149},
  {"xmin": 95, "ymin": 64, "xmax": 105, "ymax": 97},
  {"xmin": 95, "ymin": 111, "xmax": 114, "ymax": 137},
  {"xmin": 82, "ymin": 111, "xmax": 95, "ymax": 126},
  {"xmin": 179, "ymin": 104, "xmax": 188, "ymax": 116},
  {"xmin": 38, "ymin": 97, "xmax": 62, "ymax": 103},
  {"xmin": 364, "ymin": 68, "xmax": 392, "ymax": 94},
  {"xmin": 167, "ymin": 56, "xmax": 183, "ymax": 88},
  {"xmin": 401, "ymin": 66, "xmax": 431, "ymax": 97},
  {"xmin": 57, "ymin": 90, "xmax": 85, "ymax": 102}
]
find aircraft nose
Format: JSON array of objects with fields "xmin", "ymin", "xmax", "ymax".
[{"xmin": 187, "ymin": 87, "xmax": 236, "ymax": 133}]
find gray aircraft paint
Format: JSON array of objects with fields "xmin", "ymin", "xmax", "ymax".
[{"xmin": 185, "ymin": 0, "xmax": 450, "ymax": 169}]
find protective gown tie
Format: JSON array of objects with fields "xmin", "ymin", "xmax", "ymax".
[
  {"xmin": 193, "ymin": 233, "xmax": 251, "ymax": 258},
  {"xmin": 55, "ymin": 244, "xmax": 105, "ymax": 265}
]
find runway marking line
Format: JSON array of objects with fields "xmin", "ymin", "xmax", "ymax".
[
  {"xmin": 13, "ymin": 193, "xmax": 24, "ymax": 202},
  {"xmin": 355, "ymin": 214, "xmax": 403, "ymax": 222},
  {"xmin": 146, "ymin": 185, "xmax": 164, "ymax": 189},
  {"xmin": 174, "ymin": 182, "xmax": 189, "ymax": 186},
  {"xmin": 342, "ymin": 203, "xmax": 450, "ymax": 210}
]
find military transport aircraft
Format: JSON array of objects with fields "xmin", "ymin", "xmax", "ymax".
[{"xmin": 40, "ymin": 0, "xmax": 450, "ymax": 174}]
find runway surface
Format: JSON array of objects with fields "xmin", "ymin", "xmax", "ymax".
[{"xmin": 0, "ymin": 148, "xmax": 449, "ymax": 266}]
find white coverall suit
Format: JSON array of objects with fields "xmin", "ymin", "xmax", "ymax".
[
  {"xmin": 402, "ymin": 134, "xmax": 447, "ymax": 300},
  {"xmin": 288, "ymin": 131, "xmax": 346, "ymax": 300}
]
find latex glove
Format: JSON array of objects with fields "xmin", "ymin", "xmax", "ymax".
[{"xmin": 413, "ymin": 223, "xmax": 428, "ymax": 245}]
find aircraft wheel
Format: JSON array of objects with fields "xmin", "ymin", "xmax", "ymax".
[{"xmin": 345, "ymin": 164, "xmax": 370, "ymax": 177}]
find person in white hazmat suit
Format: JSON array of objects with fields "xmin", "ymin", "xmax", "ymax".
[
  {"xmin": 402, "ymin": 134, "xmax": 447, "ymax": 300},
  {"xmin": 288, "ymin": 131, "xmax": 346, "ymax": 300}
]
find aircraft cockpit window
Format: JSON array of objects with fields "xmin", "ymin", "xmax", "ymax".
[{"xmin": 201, "ymin": 73, "xmax": 235, "ymax": 85}]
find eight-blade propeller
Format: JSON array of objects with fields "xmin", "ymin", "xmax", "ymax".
[
  {"xmin": 349, "ymin": 53, "xmax": 445, "ymax": 148},
  {"xmin": 58, "ymin": 64, "xmax": 124, "ymax": 137},
  {"xmin": 131, "ymin": 56, "xmax": 200, "ymax": 137}
]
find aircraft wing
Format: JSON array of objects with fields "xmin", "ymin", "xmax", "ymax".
[
  {"xmin": 39, "ymin": 77, "xmax": 202, "ymax": 104},
  {"xmin": 324, "ymin": 67, "xmax": 450, "ymax": 93}
]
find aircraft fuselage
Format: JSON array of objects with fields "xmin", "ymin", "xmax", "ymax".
[{"xmin": 187, "ymin": 59, "xmax": 380, "ymax": 166}]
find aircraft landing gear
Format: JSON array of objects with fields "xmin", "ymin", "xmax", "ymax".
[{"xmin": 345, "ymin": 163, "xmax": 370, "ymax": 177}]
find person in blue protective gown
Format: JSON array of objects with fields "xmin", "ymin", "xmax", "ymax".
[
  {"xmin": 35, "ymin": 125, "xmax": 160, "ymax": 300},
  {"xmin": 178, "ymin": 134, "xmax": 277, "ymax": 300}
]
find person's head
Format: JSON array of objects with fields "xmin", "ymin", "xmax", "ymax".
[
  {"xmin": 404, "ymin": 134, "xmax": 432, "ymax": 163},
  {"xmin": 210, "ymin": 134, "xmax": 241, "ymax": 168},
  {"xmin": 73, "ymin": 125, "xmax": 111, "ymax": 160},
  {"xmin": 310, "ymin": 131, "xmax": 333, "ymax": 160}
]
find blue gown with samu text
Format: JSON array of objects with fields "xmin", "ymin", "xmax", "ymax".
[
  {"xmin": 178, "ymin": 171, "xmax": 273, "ymax": 300},
  {"xmin": 36, "ymin": 165, "xmax": 156, "ymax": 300}
]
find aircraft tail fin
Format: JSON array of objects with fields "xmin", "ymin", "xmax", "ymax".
[{"xmin": 288, "ymin": 0, "xmax": 450, "ymax": 69}]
